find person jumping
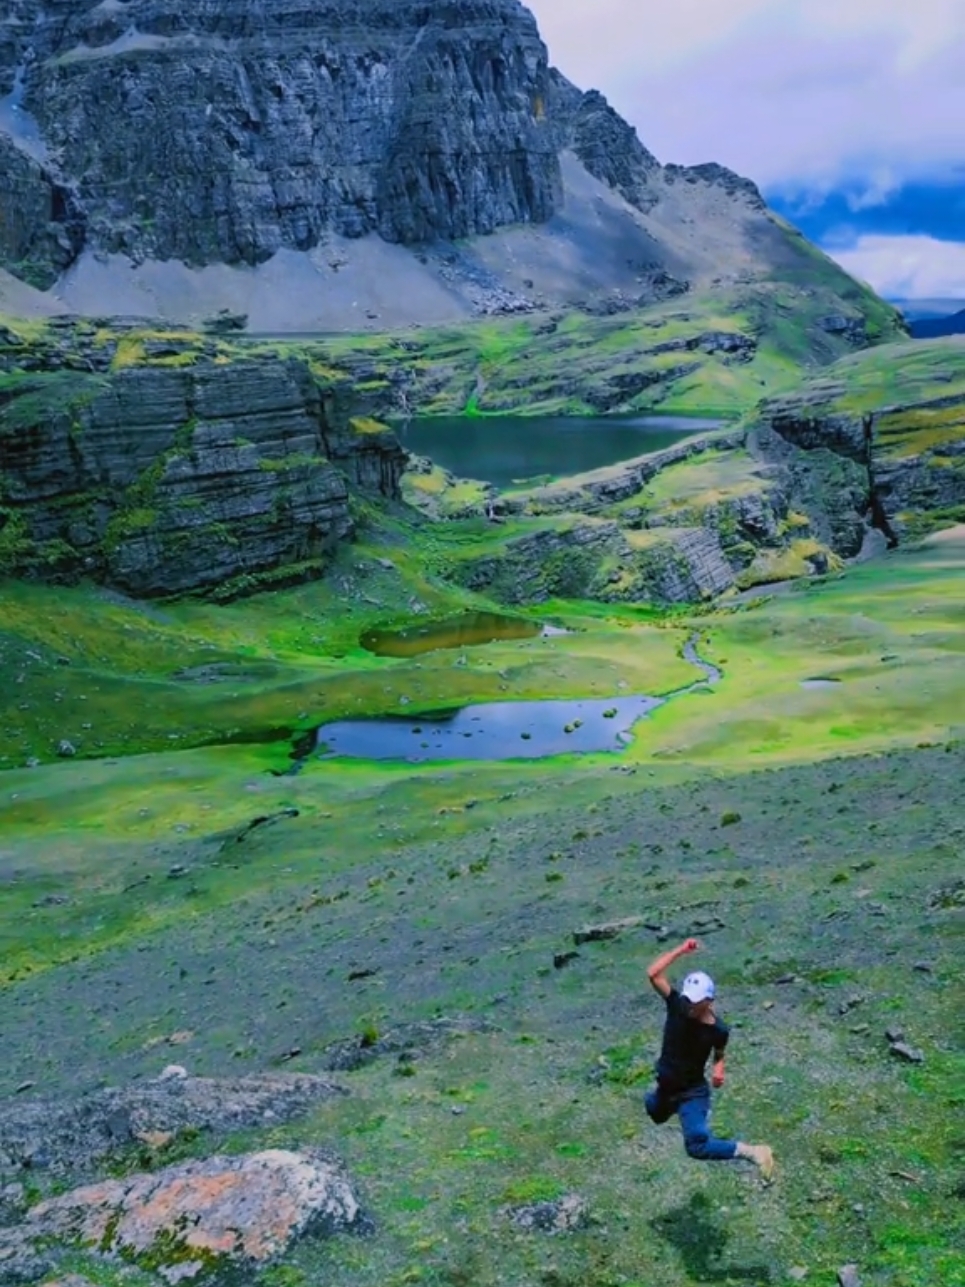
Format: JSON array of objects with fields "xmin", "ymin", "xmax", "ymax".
[{"xmin": 643, "ymin": 937, "xmax": 774, "ymax": 1180}]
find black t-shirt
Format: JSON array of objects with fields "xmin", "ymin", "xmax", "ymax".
[{"xmin": 655, "ymin": 988, "xmax": 730, "ymax": 1090}]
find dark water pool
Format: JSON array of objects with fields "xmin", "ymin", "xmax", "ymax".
[
  {"xmin": 361, "ymin": 612, "xmax": 541, "ymax": 657},
  {"xmin": 315, "ymin": 694, "xmax": 665, "ymax": 762},
  {"xmin": 397, "ymin": 414, "xmax": 722, "ymax": 488}
]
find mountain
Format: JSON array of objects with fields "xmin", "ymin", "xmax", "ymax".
[
  {"xmin": 908, "ymin": 308, "xmax": 965, "ymax": 338},
  {"xmin": 0, "ymin": 0, "xmax": 901, "ymax": 336},
  {"xmin": 889, "ymin": 298, "xmax": 965, "ymax": 322}
]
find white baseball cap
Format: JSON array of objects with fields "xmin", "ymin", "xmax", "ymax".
[{"xmin": 681, "ymin": 971, "xmax": 716, "ymax": 1003}]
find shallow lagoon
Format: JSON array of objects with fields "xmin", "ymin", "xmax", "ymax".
[{"xmin": 315, "ymin": 693, "xmax": 664, "ymax": 761}]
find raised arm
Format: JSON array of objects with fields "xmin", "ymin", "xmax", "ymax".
[{"xmin": 646, "ymin": 938, "xmax": 699, "ymax": 998}]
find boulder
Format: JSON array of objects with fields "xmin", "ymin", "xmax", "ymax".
[
  {"xmin": 3, "ymin": 1149, "xmax": 367, "ymax": 1284},
  {"xmin": 573, "ymin": 916, "xmax": 652, "ymax": 945}
]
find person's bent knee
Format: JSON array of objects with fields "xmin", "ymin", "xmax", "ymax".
[
  {"xmin": 684, "ymin": 1131, "xmax": 713, "ymax": 1160},
  {"xmin": 645, "ymin": 1089, "xmax": 673, "ymax": 1124}
]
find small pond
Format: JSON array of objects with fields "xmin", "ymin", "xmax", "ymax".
[
  {"xmin": 315, "ymin": 694, "xmax": 665, "ymax": 762},
  {"xmin": 309, "ymin": 638, "xmax": 722, "ymax": 764},
  {"xmin": 397, "ymin": 413, "xmax": 723, "ymax": 488},
  {"xmin": 361, "ymin": 611, "xmax": 542, "ymax": 657}
]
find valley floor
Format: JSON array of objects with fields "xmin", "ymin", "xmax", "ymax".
[{"xmin": 1, "ymin": 529, "xmax": 963, "ymax": 1287}]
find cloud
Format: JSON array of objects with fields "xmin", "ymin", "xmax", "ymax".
[
  {"xmin": 528, "ymin": 0, "xmax": 965, "ymax": 190},
  {"xmin": 827, "ymin": 234, "xmax": 965, "ymax": 298},
  {"xmin": 845, "ymin": 170, "xmax": 902, "ymax": 213}
]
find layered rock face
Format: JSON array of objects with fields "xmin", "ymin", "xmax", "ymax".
[
  {"xmin": 753, "ymin": 389, "xmax": 965, "ymax": 550},
  {"xmin": 0, "ymin": 136, "xmax": 84, "ymax": 289},
  {"xmin": 2, "ymin": 0, "xmax": 559, "ymax": 269},
  {"xmin": 0, "ymin": 343, "xmax": 406, "ymax": 596}
]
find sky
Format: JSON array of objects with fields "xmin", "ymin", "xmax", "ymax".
[{"xmin": 527, "ymin": 0, "xmax": 965, "ymax": 300}]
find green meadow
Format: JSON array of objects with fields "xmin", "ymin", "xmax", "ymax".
[{"xmin": 1, "ymin": 522, "xmax": 963, "ymax": 1287}]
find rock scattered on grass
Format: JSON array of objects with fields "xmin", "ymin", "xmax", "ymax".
[
  {"xmin": 889, "ymin": 1041, "xmax": 924, "ymax": 1064},
  {"xmin": 838, "ymin": 995, "xmax": 865, "ymax": 1015},
  {"xmin": 55, "ymin": 741, "xmax": 76, "ymax": 758},
  {"xmin": 837, "ymin": 1266, "xmax": 861, "ymax": 1287},
  {"xmin": 0, "ymin": 1184, "xmax": 26, "ymax": 1221},
  {"xmin": 158, "ymin": 1065, "xmax": 188, "ymax": 1082},
  {"xmin": 573, "ymin": 916, "xmax": 650, "ymax": 945},
  {"xmin": 219, "ymin": 808, "xmax": 301, "ymax": 852},
  {"xmin": 320, "ymin": 1017, "xmax": 494, "ymax": 1073},
  {"xmin": 504, "ymin": 1193, "xmax": 590, "ymax": 1234},
  {"xmin": 4, "ymin": 1149, "xmax": 367, "ymax": 1285}
]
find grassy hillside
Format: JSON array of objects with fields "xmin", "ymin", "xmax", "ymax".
[
  {"xmin": 306, "ymin": 281, "xmax": 905, "ymax": 419},
  {"xmin": 754, "ymin": 335, "xmax": 965, "ymax": 418}
]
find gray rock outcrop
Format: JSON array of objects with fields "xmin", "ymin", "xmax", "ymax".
[
  {"xmin": 0, "ymin": 1149, "xmax": 366, "ymax": 1285},
  {"xmin": 0, "ymin": 337, "xmax": 406, "ymax": 596},
  {"xmin": 4, "ymin": 0, "xmax": 561, "ymax": 271},
  {"xmin": 0, "ymin": 1072, "xmax": 347, "ymax": 1177},
  {"xmin": 0, "ymin": 136, "xmax": 84, "ymax": 290},
  {"xmin": 455, "ymin": 515, "xmax": 738, "ymax": 605},
  {"xmin": 753, "ymin": 385, "xmax": 965, "ymax": 547}
]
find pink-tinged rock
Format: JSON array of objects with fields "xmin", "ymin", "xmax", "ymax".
[{"xmin": 23, "ymin": 1149, "xmax": 364, "ymax": 1283}]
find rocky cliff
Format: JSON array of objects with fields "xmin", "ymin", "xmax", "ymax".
[
  {"xmin": 1, "ymin": 0, "xmax": 559, "ymax": 271},
  {"xmin": 0, "ymin": 0, "xmax": 903, "ymax": 336},
  {"xmin": 0, "ymin": 325, "xmax": 406, "ymax": 596},
  {"xmin": 421, "ymin": 339, "xmax": 965, "ymax": 605}
]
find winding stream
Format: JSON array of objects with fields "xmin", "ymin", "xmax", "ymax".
[{"xmin": 308, "ymin": 634, "xmax": 720, "ymax": 764}]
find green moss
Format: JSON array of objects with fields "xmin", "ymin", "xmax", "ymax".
[
  {"xmin": 315, "ymin": 280, "xmax": 898, "ymax": 420},
  {"xmin": 0, "ymin": 509, "xmax": 31, "ymax": 574},
  {"xmin": 112, "ymin": 336, "xmax": 147, "ymax": 369},
  {"xmin": 258, "ymin": 453, "xmax": 327, "ymax": 472},
  {"xmin": 103, "ymin": 507, "xmax": 158, "ymax": 550},
  {"xmin": 349, "ymin": 416, "xmax": 392, "ymax": 435},
  {"xmin": 0, "ymin": 371, "xmax": 111, "ymax": 433}
]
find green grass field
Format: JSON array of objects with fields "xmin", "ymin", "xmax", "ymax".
[{"xmin": 1, "ymin": 526, "xmax": 963, "ymax": 1286}]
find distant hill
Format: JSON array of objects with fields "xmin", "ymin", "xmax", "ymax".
[
  {"xmin": 889, "ymin": 297, "xmax": 965, "ymax": 321},
  {"xmin": 910, "ymin": 309, "xmax": 965, "ymax": 338}
]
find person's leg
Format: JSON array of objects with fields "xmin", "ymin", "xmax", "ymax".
[
  {"xmin": 644, "ymin": 1083, "xmax": 676, "ymax": 1125},
  {"xmin": 678, "ymin": 1089, "xmax": 739, "ymax": 1162}
]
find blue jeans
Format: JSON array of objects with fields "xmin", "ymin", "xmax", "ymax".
[{"xmin": 645, "ymin": 1080, "xmax": 738, "ymax": 1162}]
